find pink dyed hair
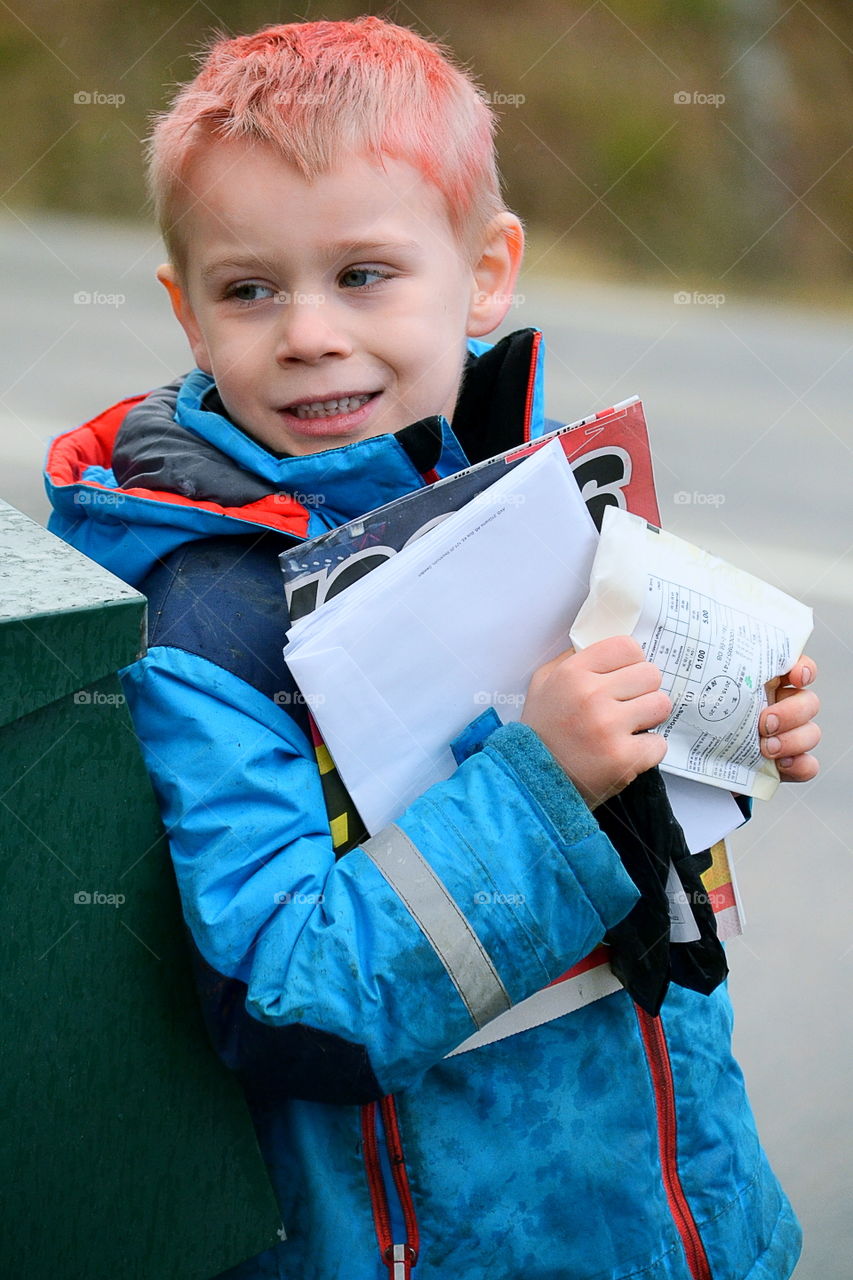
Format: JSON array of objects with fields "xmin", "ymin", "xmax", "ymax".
[{"xmin": 146, "ymin": 17, "xmax": 507, "ymax": 272}]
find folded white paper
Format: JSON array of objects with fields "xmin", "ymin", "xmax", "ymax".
[{"xmin": 285, "ymin": 442, "xmax": 599, "ymax": 833}]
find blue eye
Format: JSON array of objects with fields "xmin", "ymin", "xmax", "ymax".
[
  {"xmin": 227, "ymin": 282, "xmax": 274, "ymax": 303},
  {"xmin": 339, "ymin": 267, "xmax": 390, "ymax": 289}
]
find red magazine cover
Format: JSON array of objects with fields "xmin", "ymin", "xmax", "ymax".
[
  {"xmin": 508, "ymin": 395, "xmax": 660, "ymax": 527},
  {"xmin": 281, "ymin": 396, "xmax": 658, "ymax": 624}
]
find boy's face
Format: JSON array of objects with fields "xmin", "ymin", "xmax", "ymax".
[{"xmin": 160, "ymin": 140, "xmax": 518, "ymax": 457}]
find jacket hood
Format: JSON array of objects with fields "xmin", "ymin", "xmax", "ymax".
[{"xmin": 45, "ymin": 328, "xmax": 547, "ymax": 588}]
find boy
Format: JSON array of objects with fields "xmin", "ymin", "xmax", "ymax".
[{"xmin": 45, "ymin": 18, "xmax": 820, "ymax": 1279}]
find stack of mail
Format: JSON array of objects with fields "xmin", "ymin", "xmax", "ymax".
[{"xmin": 284, "ymin": 441, "xmax": 745, "ymax": 853}]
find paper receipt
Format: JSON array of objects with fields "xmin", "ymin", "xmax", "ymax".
[{"xmin": 570, "ymin": 508, "xmax": 814, "ymax": 800}]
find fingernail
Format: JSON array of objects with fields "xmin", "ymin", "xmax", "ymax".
[
  {"xmin": 779, "ymin": 757, "xmax": 794, "ymax": 769},
  {"xmin": 766, "ymin": 736, "xmax": 781, "ymax": 755},
  {"xmin": 800, "ymin": 665, "xmax": 813, "ymax": 685},
  {"xmin": 765, "ymin": 713, "xmax": 779, "ymax": 735}
]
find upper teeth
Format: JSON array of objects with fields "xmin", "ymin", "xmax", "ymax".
[{"xmin": 291, "ymin": 394, "xmax": 372, "ymax": 419}]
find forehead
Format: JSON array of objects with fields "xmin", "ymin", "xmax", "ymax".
[{"xmin": 177, "ymin": 139, "xmax": 463, "ymax": 276}]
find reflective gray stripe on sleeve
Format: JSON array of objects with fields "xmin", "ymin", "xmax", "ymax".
[{"xmin": 362, "ymin": 824, "xmax": 511, "ymax": 1029}]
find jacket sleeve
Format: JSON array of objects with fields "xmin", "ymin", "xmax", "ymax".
[{"xmin": 120, "ymin": 644, "xmax": 639, "ymax": 1102}]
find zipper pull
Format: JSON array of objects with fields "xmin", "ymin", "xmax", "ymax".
[{"xmin": 386, "ymin": 1242, "xmax": 414, "ymax": 1278}]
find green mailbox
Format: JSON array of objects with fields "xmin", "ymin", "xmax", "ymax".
[{"xmin": 0, "ymin": 500, "xmax": 281, "ymax": 1278}]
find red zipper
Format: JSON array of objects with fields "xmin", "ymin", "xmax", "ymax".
[
  {"xmin": 361, "ymin": 1098, "xmax": 419, "ymax": 1278},
  {"xmin": 380, "ymin": 1096, "xmax": 421, "ymax": 1260},
  {"xmin": 522, "ymin": 330, "xmax": 542, "ymax": 443},
  {"xmin": 635, "ymin": 1005, "xmax": 713, "ymax": 1280}
]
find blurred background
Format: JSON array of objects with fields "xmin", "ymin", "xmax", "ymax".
[{"xmin": 1, "ymin": 2, "xmax": 851, "ymax": 1276}]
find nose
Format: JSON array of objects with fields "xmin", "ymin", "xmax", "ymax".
[{"xmin": 273, "ymin": 290, "xmax": 353, "ymax": 363}]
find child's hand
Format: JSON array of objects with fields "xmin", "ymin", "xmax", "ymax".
[
  {"xmin": 760, "ymin": 654, "xmax": 820, "ymax": 782},
  {"xmin": 522, "ymin": 635, "xmax": 672, "ymax": 810}
]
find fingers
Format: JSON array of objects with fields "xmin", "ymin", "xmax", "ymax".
[
  {"xmin": 611, "ymin": 660, "xmax": 667, "ymax": 702},
  {"xmin": 790, "ymin": 655, "xmax": 817, "ymax": 688},
  {"xmin": 581, "ymin": 728, "xmax": 668, "ymax": 810},
  {"xmin": 768, "ymin": 654, "xmax": 817, "ymax": 699},
  {"xmin": 760, "ymin": 681, "xmax": 821, "ymax": 782},
  {"xmin": 627, "ymin": 689, "xmax": 673, "ymax": 733},
  {"xmin": 760, "ymin": 689, "xmax": 820, "ymax": 737},
  {"xmin": 761, "ymin": 721, "xmax": 821, "ymax": 762},
  {"xmin": 530, "ymin": 637, "xmax": 651, "ymax": 693},
  {"xmin": 776, "ymin": 753, "xmax": 820, "ymax": 782},
  {"xmin": 575, "ymin": 634, "xmax": 647, "ymax": 674},
  {"xmin": 620, "ymin": 725, "xmax": 669, "ymax": 780}
]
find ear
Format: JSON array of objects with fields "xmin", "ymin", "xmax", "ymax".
[
  {"xmin": 466, "ymin": 212, "xmax": 525, "ymax": 338},
  {"xmin": 156, "ymin": 263, "xmax": 212, "ymax": 373}
]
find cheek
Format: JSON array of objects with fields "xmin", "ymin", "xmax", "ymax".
[
  {"xmin": 203, "ymin": 329, "xmax": 259, "ymax": 385},
  {"xmin": 385, "ymin": 298, "xmax": 468, "ymax": 374}
]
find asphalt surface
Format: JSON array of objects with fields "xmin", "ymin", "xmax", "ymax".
[{"xmin": 2, "ymin": 211, "xmax": 851, "ymax": 1278}]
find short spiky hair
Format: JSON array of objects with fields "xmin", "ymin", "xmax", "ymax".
[{"xmin": 146, "ymin": 16, "xmax": 507, "ymax": 273}]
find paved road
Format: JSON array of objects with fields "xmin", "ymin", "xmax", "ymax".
[{"xmin": 2, "ymin": 212, "xmax": 851, "ymax": 1278}]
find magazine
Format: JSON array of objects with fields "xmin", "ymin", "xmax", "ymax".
[{"xmin": 281, "ymin": 396, "xmax": 658, "ymax": 622}]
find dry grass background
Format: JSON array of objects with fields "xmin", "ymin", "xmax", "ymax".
[{"xmin": 1, "ymin": 0, "xmax": 851, "ymax": 300}]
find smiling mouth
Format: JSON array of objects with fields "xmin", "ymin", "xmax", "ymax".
[{"xmin": 283, "ymin": 392, "xmax": 378, "ymax": 420}]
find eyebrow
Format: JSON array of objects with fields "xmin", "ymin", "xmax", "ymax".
[
  {"xmin": 200, "ymin": 239, "xmax": 423, "ymax": 282},
  {"xmin": 201, "ymin": 257, "xmax": 273, "ymax": 282},
  {"xmin": 325, "ymin": 238, "xmax": 423, "ymax": 259}
]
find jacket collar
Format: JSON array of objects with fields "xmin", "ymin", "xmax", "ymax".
[{"xmin": 45, "ymin": 329, "xmax": 547, "ymax": 585}]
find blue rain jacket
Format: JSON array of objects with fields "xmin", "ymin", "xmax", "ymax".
[{"xmin": 45, "ymin": 329, "xmax": 801, "ymax": 1280}]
